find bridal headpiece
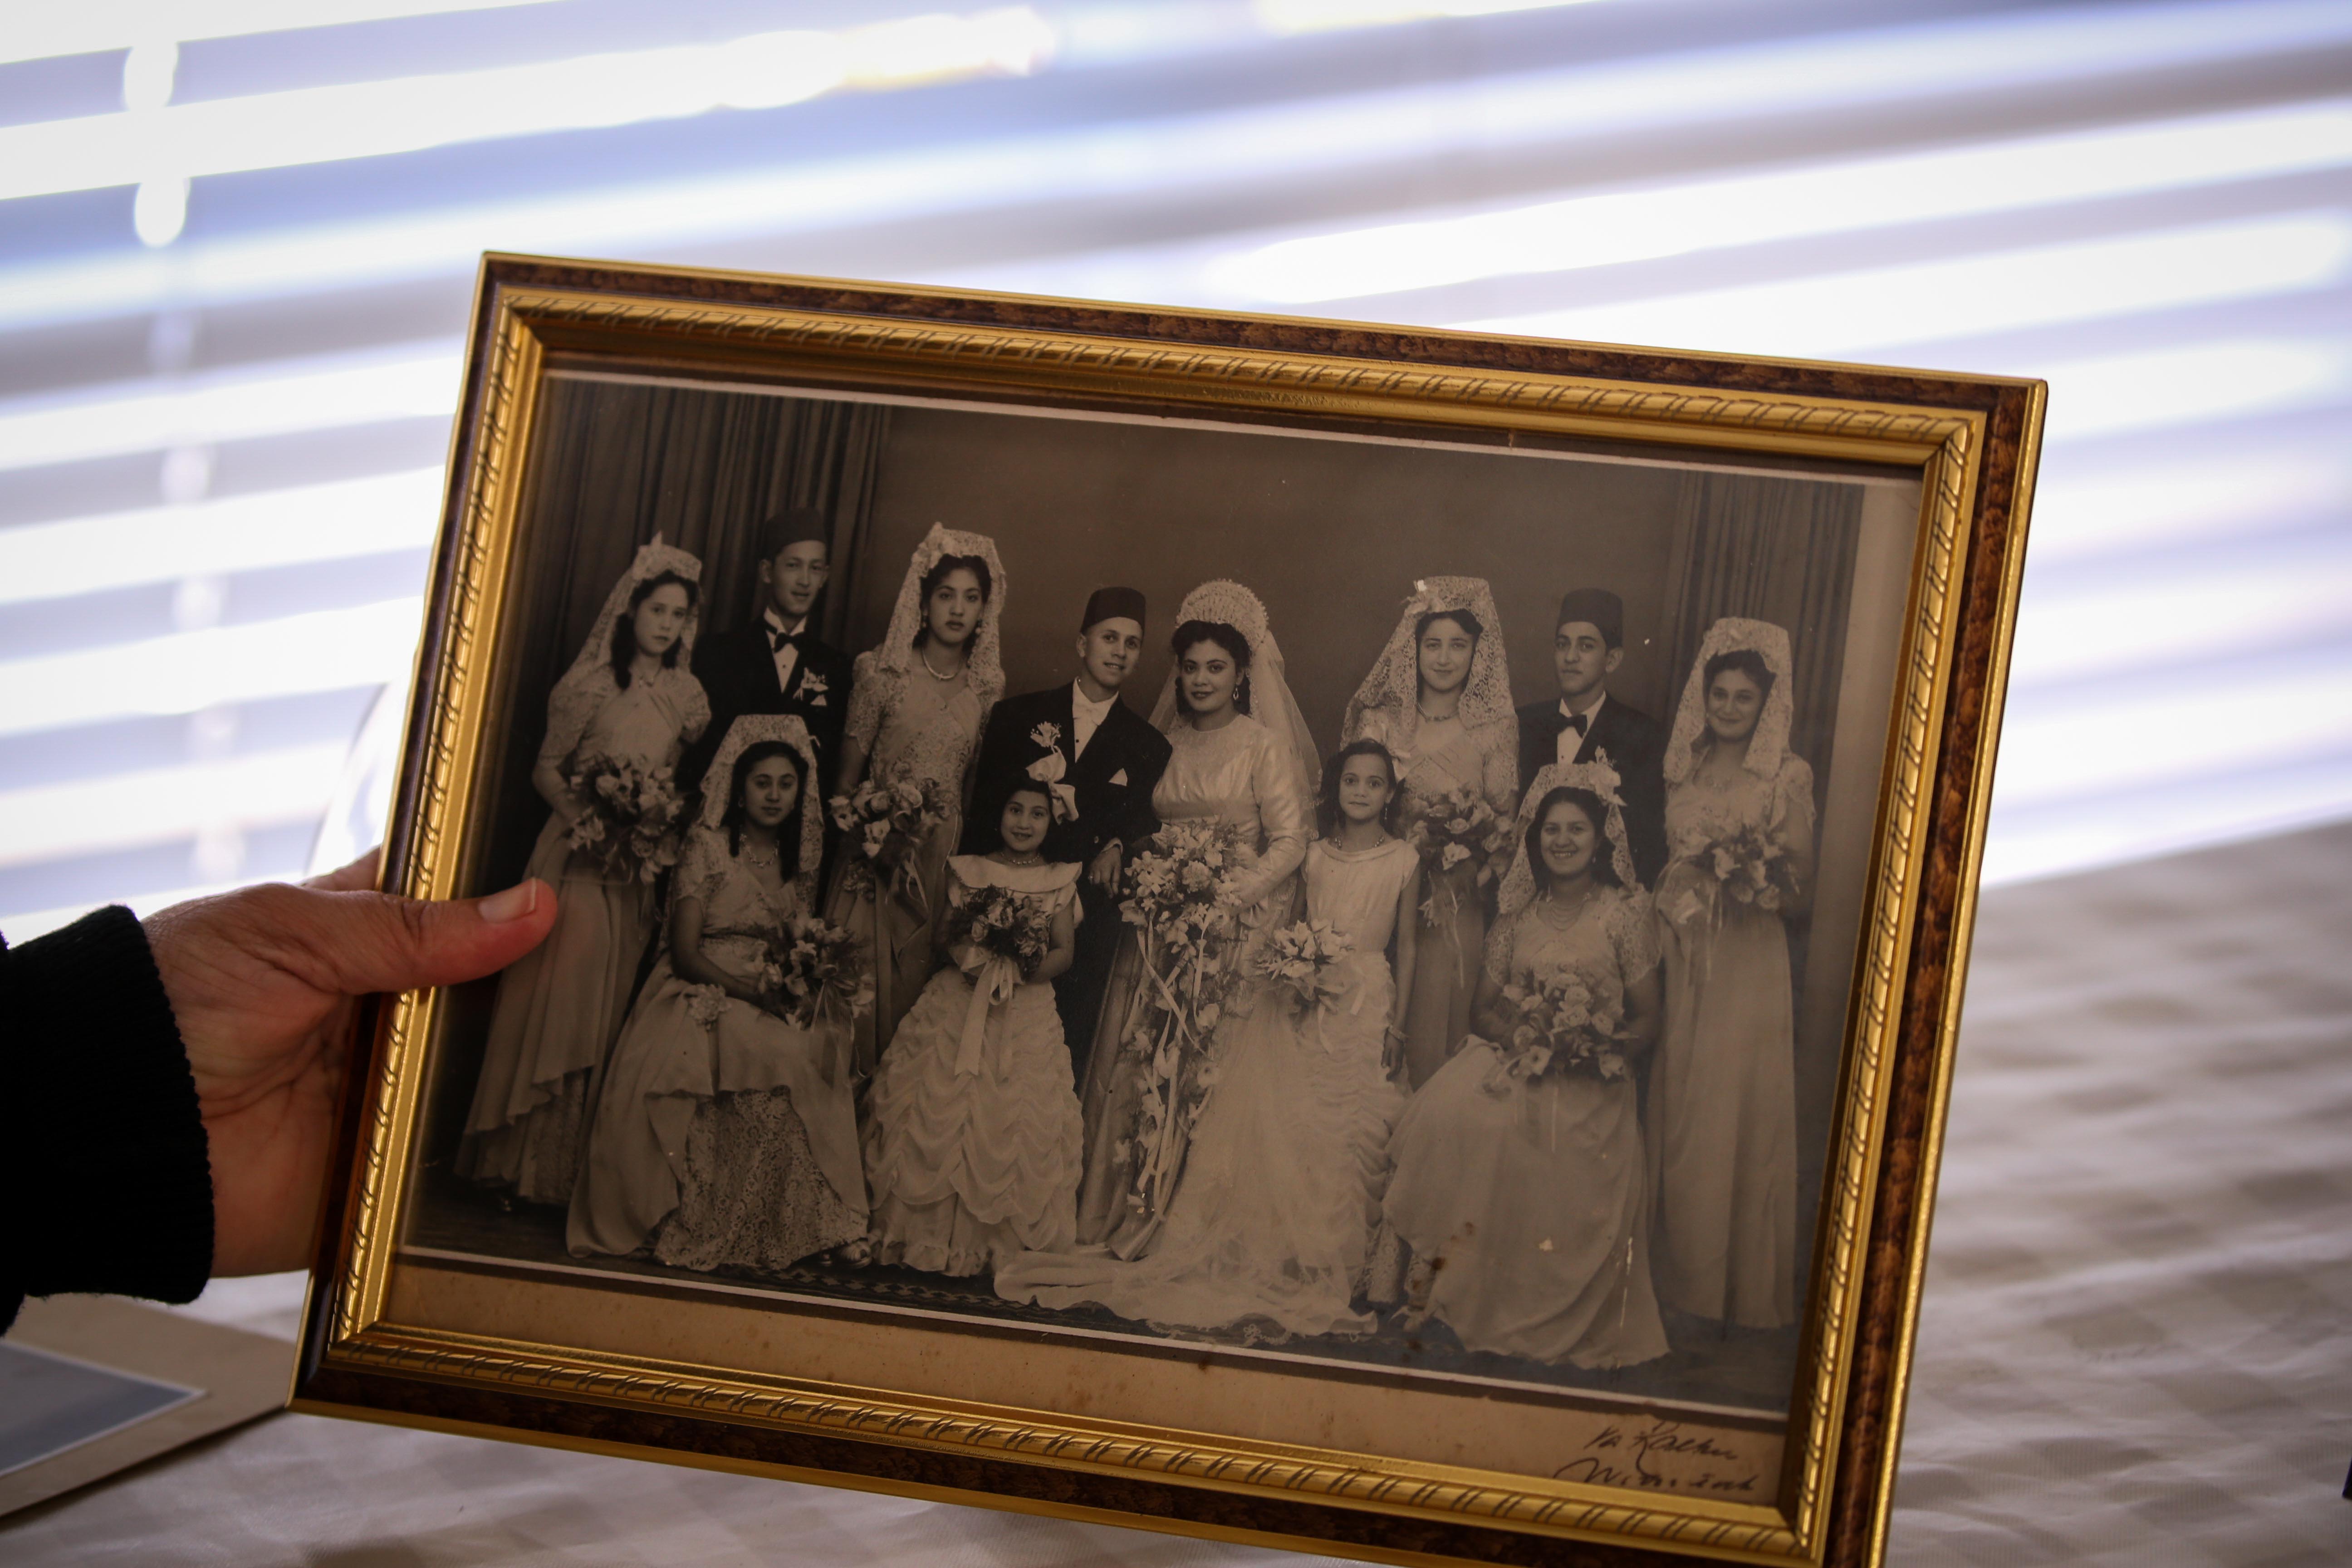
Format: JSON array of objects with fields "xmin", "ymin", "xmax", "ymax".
[
  {"xmin": 1342, "ymin": 575, "xmax": 1513, "ymax": 746},
  {"xmin": 1148, "ymin": 578, "xmax": 1322, "ymax": 798},
  {"xmin": 562, "ymin": 534, "xmax": 704, "ymax": 689},
  {"xmin": 1494, "ymin": 759, "xmax": 1637, "ymax": 921},
  {"xmin": 872, "ymin": 523, "xmax": 1008, "ymax": 707},
  {"xmin": 1662, "ymin": 617, "xmax": 1796, "ymax": 784},
  {"xmin": 695, "ymin": 714, "xmax": 826, "ymax": 881}
]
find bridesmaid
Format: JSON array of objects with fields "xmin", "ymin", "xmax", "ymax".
[
  {"xmin": 825, "ymin": 524, "xmax": 1006, "ymax": 1073},
  {"xmin": 1068, "ymin": 580, "xmax": 1323, "ymax": 1254},
  {"xmin": 1648, "ymin": 618, "xmax": 1813, "ymax": 1330},
  {"xmin": 461, "ymin": 539, "xmax": 710, "ymax": 1206},
  {"xmin": 861, "ymin": 782, "xmax": 1088, "ymax": 1276},
  {"xmin": 568, "ymin": 716, "xmax": 864, "ymax": 1274},
  {"xmin": 1343, "ymin": 577, "xmax": 1518, "ymax": 1088},
  {"xmin": 1382, "ymin": 765, "xmax": 1668, "ymax": 1368}
]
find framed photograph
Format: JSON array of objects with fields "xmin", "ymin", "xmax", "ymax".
[{"xmin": 295, "ymin": 255, "xmax": 2041, "ymax": 1568}]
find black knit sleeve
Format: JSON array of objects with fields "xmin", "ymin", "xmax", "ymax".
[{"xmin": 0, "ymin": 907, "xmax": 213, "ymax": 1333}]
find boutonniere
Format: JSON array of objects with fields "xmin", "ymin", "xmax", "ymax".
[
  {"xmin": 1026, "ymin": 722, "xmax": 1078, "ymax": 822},
  {"xmin": 1029, "ymin": 720, "xmax": 1062, "ymax": 752},
  {"xmin": 799, "ymin": 673, "xmax": 829, "ymax": 697}
]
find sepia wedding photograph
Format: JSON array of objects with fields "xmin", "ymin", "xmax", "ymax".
[
  {"xmin": 276, "ymin": 255, "xmax": 2034, "ymax": 1567},
  {"xmin": 401, "ymin": 364, "xmax": 1920, "ymax": 1443}
]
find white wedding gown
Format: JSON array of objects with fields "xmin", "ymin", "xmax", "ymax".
[{"xmin": 998, "ymin": 835, "xmax": 1416, "ymax": 1340}]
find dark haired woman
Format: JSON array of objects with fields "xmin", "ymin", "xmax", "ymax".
[
  {"xmin": 824, "ymin": 524, "xmax": 1007, "ymax": 1073},
  {"xmin": 460, "ymin": 541, "xmax": 710, "ymax": 1206},
  {"xmin": 1056, "ymin": 581, "xmax": 1322, "ymax": 1253},
  {"xmin": 1649, "ymin": 618, "xmax": 1813, "ymax": 1330},
  {"xmin": 1381, "ymin": 766, "xmax": 1667, "ymax": 1367},
  {"xmin": 1343, "ymin": 578, "xmax": 1519, "ymax": 1088},
  {"xmin": 568, "ymin": 716, "xmax": 866, "ymax": 1274}
]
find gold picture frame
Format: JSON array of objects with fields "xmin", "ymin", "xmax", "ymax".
[{"xmin": 296, "ymin": 253, "xmax": 2042, "ymax": 1568}]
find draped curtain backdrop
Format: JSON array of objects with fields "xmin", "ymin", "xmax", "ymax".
[
  {"xmin": 480, "ymin": 377, "xmax": 889, "ymax": 887},
  {"xmin": 1656, "ymin": 470, "xmax": 1863, "ymax": 809}
]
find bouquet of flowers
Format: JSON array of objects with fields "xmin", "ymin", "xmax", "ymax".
[
  {"xmin": 768, "ymin": 914, "xmax": 874, "ymax": 1028},
  {"xmin": 1113, "ymin": 820, "xmax": 1245, "ymax": 1220},
  {"xmin": 943, "ymin": 884, "xmax": 1054, "ymax": 982},
  {"xmin": 1255, "ymin": 918, "xmax": 1355, "ymax": 1020},
  {"xmin": 829, "ymin": 772, "xmax": 940, "ymax": 872},
  {"xmin": 1401, "ymin": 784, "xmax": 1512, "ymax": 923},
  {"xmin": 1480, "ymin": 966, "xmax": 1631, "ymax": 1092},
  {"xmin": 1664, "ymin": 820, "xmax": 1801, "ymax": 930},
  {"xmin": 564, "ymin": 754, "xmax": 686, "ymax": 883}
]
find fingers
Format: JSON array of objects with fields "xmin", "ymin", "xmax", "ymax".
[
  {"xmin": 281, "ymin": 879, "xmax": 559, "ymax": 997},
  {"xmin": 303, "ymin": 846, "xmax": 384, "ymax": 893}
]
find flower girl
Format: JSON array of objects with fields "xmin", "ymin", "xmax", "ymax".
[
  {"xmin": 860, "ymin": 782, "xmax": 1087, "ymax": 1275},
  {"xmin": 997, "ymin": 740, "xmax": 1419, "ymax": 1341},
  {"xmin": 568, "ymin": 716, "xmax": 867, "ymax": 1276}
]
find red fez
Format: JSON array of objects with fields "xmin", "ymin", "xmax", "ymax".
[
  {"xmin": 1556, "ymin": 588, "xmax": 1625, "ymax": 648},
  {"xmin": 756, "ymin": 506, "xmax": 831, "ymax": 564},
  {"xmin": 1082, "ymin": 586, "xmax": 1147, "ymax": 632}
]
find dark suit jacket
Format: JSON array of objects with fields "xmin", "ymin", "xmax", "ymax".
[
  {"xmin": 685, "ymin": 622, "xmax": 854, "ymax": 799},
  {"xmin": 1516, "ymin": 693, "xmax": 1668, "ymax": 887},
  {"xmin": 964, "ymin": 685, "xmax": 1171, "ymax": 865}
]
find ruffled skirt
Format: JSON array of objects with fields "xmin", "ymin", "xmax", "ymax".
[{"xmin": 862, "ymin": 965, "xmax": 1085, "ymax": 1275}]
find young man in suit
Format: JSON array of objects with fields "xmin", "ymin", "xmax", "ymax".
[
  {"xmin": 685, "ymin": 507, "xmax": 855, "ymax": 803},
  {"xmin": 1515, "ymin": 588, "xmax": 1669, "ymax": 887},
  {"xmin": 966, "ymin": 587, "xmax": 1172, "ymax": 1077}
]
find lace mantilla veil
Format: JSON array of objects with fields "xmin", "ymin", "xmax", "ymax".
[
  {"xmin": 868, "ymin": 523, "xmax": 1009, "ymax": 709},
  {"xmin": 1494, "ymin": 760, "xmax": 1639, "ymax": 921},
  {"xmin": 1147, "ymin": 578, "xmax": 1323, "ymax": 798},
  {"xmin": 1662, "ymin": 617, "xmax": 1796, "ymax": 784},
  {"xmin": 693, "ymin": 713, "xmax": 826, "ymax": 886},
  {"xmin": 1340, "ymin": 575, "xmax": 1513, "ymax": 749},
  {"xmin": 561, "ymin": 535, "xmax": 704, "ymax": 690}
]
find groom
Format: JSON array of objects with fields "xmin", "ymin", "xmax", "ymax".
[
  {"xmin": 686, "ymin": 507, "xmax": 854, "ymax": 803},
  {"xmin": 1516, "ymin": 587, "xmax": 1668, "ymax": 887},
  {"xmin": 966, "ymin": 587, "xmax": 1171, "ymax": 1078}
]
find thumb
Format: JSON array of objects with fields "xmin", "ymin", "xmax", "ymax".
[{"xmin": 295, "ymin": 879, "xmax": 559, "ymax": 997}]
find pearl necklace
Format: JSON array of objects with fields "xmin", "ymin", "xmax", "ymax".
[
  {"xmin": 919, "ymin": 645, "xmax": 964, "ymax": 681},
  {"xmin": 998, "ymin": 851, "xmax": 1045, "ymax": 867}
]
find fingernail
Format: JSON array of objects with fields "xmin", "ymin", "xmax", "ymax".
[{"xmin": 480, "ymin": 881, "xmax": 539, "ymax": 923}]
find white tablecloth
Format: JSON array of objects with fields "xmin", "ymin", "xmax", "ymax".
[{"xmin": 8, "ymin": 824, "xmax": 2349, "ymax": 1564}]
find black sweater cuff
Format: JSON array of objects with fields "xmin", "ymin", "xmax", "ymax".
[{"xmin": 1, "ymin": 907, "xmax": 213, "ymax": 1333}]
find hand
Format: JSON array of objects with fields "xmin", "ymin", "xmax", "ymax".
[
  {"xmin": 142, "ymin": 851, "xmax": 558, "ymax": 1278},
  {"xmin": 1088, "ymin": 840, "xmax": 1124, "ymax": 893}
]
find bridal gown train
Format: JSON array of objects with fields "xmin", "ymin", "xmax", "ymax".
[{"xmin": 998, "ymin": 835, "xmax": 1415, "ymax": 1340}]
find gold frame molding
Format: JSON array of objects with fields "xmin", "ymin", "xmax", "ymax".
[{"xmin": 296, "ymin": 254, "xmax": 2043, "ymax": 1568}]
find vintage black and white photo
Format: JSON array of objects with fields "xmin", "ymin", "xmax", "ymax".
[{"xmin": 402, "ymin": 366, "xmax": 1920, "ymax": 1427}]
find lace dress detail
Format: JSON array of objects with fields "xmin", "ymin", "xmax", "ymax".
[
  {"xmin": 827, "ymin": 654, "xmax": 989, "ymax": 1070},
  {"xmin": 1383, "ymin": 889, "xmax": 1668, "ymax": 1368},
  {"xmin": 1351, "ymin": 704, "xmax": 1519, "ymax": 1087},
  {"xmin": 566, "ymin": 829, "xmax": 866, "ymax": 1271},
  {"xmin": 999, "ymin": 837, "xmax": 1417, "ymax": 1339},
  {"xmin": 863, "ymin": 857, "xmax": 1087, "ymax": 1275},
  {"xmin": 1069, "ymin": 714, "xmax": 1313, "ymax": 1249},
  {"xmin": 1648, "ymin": 751, "xmax": 1814, "ymax": 1328},
  {"xmin": 459, "ymin": 662, "xmax": 710, "ymax": 1205}
]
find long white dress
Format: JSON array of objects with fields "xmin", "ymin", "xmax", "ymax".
[
  {"xmin": 997, "ymin": 835, "xmax": 1415, "ymax": 1339},
  {"xmin": 566, "ymin": 827, "xmax": 865, "ymax": 1273},
  {"xmin": 460, "ymin": 662, "xmax": 709, "ymax": 1204},
  {"xmin": 1649, "ymin": 753, "xmax": 1814, "ymax": 1328},
  {"xmin": 1065, "ymin": 713, "xmax": 1312, "ymax": 1251},
  {"xmin": 1383, "ymin": 889, "xmax": 1669, "ymax": 1368},
  {"xmin": 862, "ymin": 856, "xmax": 1088, "ymax": 1276}
]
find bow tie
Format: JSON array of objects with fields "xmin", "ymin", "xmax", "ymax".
[
  {"xmin": 1561, "ymin": 710, "xmax": 1590, "ymax": 736},
  {"xmin": 766, "ymin": 625, "xmax": 808, "ymax": 650}
]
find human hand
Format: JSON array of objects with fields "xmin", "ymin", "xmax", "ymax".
[
  {"xmin": 1088, "ymin": 841, "xmax": 1124, "ymax": 893},
  {"xmin": 142, "ymin": 851, "xmax": 557, "ymax": 1278}
]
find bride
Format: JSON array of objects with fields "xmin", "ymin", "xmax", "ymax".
[
  {"xmin": 997, "ymin": 737, "xmax": 1419, "ymax": 1340},
  {"xmin": 1012, "ymin": 580, "xmax": 1323, "ymax": 1259}
]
